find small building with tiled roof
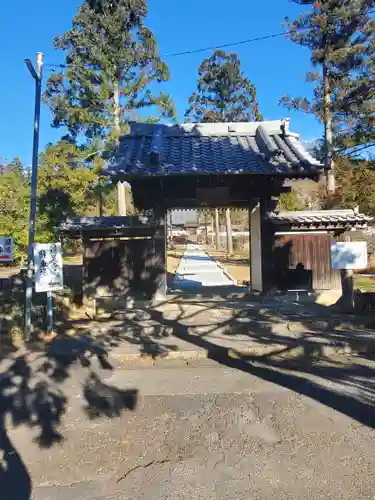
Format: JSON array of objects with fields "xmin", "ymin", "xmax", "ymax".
[{"xmin": 265, "ymin": 209, "xmax": 373, "ymax": 292}]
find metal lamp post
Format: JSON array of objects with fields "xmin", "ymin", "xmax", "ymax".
[{"xmin": 24, "ymin": 52, "xmax": 44, "ymax": 340}]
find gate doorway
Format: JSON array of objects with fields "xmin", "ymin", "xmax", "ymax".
[
  {"xmin": 167, "ymin": 208, "xmax": 251, "ymax": 293},
  {"xmin": 101, "ymin": 120, "xmax": 324, "ymax": 298}
]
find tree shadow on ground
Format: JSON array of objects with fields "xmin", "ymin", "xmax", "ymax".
[
  {"xmin": 58, "ymin": 293, "xmax": 375, "ymax": 431},
  {"xmin": 0, "ymin": 336, "xmax": 138, "ymax": 499},
  {"xmin": 2, "ymin": 274, "xmax": 375, "ymax": 497},
  {"xmin": 139, "ymin": 300, "xmax": 375, "ymax": 429}
]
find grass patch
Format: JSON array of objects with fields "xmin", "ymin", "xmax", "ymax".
[{"xmin": 354, "ymin": 274, "xmax": 375, "ymax": 292}]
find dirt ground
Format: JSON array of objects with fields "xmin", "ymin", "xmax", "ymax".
[{"xmin": 166, "ymin": 244, "xmax": 186, "ymax": 279}]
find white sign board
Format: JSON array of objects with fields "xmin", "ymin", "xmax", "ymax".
[
  {"xmin": 0, "ymin": 236, "xmax": 14, "ymax": 262},
  {"xmin": 34, "ymin": 243, "xmax": 63, "ymax": 293},
  {"xmin": 331, "ymin": 241, "xmax": 368, "ymax": 270}
]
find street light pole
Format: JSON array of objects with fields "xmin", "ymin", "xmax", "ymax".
[{"xmin": 24, "ymin": 52, "xmax": 43, "ymax": 340}]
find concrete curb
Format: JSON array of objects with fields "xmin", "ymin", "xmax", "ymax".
[
  {"xmin": 203, "ymin": 248, "xmax": 241, "ymax": 286},
  {"xmin": 212, "ymin": 258, "xmax": 238, "ymax": 286},
  {"xmin": 112, "ymin": 349, "xmax": 209, "ymax": 362},
  {"xmin": 110, "ymin": 339, "xmax": 375, "ymax": 364}
]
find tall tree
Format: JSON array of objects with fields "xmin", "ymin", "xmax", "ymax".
[
  {"xmin": 281, "ymin": 0, "xmax": 375, "ymax": 196},
  {"xmin": 330, "ymin": 157, "xmax": 375, "ymax": 216},
  {"xmin": 37, "ymin": 141, "xmax": 98, "ymax": 241},
  {"xmin": 44, "ymin": 0, "xmax": 175, "ymax": 213},
  {"xmin": 185, "ymin": 50, "xmax": 263, "ymax": 123},
  {"xmin": 186, "ymin": 50, "xmax": 262, "ymax": 254},
  {"xmin": 0, "ymin": 158, "xmax": 29, "ymax": 261}
]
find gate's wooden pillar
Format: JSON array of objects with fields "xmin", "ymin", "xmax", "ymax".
[
  {"xmin": 153, "ymin": 208, "xmax": 167, "ymax": 300},
  {"xmin": 260, "ymin": 198, "xmax": 277, "ymax": 293},
  {"xmin": 250, "ymin": 198, "xmax": 276, "ymax": 293},
  {"xmin": 250, "ymin": 205, "xmax": 262, "ymax": 292}
]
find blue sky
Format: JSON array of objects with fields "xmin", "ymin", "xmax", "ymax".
[{"xmin": 0, "ymin": 0, "xmax": 320, "ymax": 167}]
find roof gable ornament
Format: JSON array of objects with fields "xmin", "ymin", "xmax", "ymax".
[
  {"xmin": 280, "ymin": 118, "xmax": 290, "ymax": 135},
  {"xmin": 148, "ymin": 125, "xmax": 164, "ymax": 167},
  {"xmin": 256, "ymin": 124, "xmax": 282, "ymax": 161}
]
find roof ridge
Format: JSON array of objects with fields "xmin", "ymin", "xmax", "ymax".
[{"xmin": 128, "ymin": 120, "xmax": 291, "ymax": 138}]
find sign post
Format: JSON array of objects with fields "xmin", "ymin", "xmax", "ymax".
[
  {"xmin": 34, "ymin": 243, "xmax": 63, "ymax": 333},
  {"xmin": 331, "ymin": 241, "xmax": 368, "ymax": 312},
  {"xmin": 0, "ymin": 237, "xmax": 14, "ymax": 263},
  {"xmin": 46, "ymin": 291, "xmax": 53, "ymax": 333}
]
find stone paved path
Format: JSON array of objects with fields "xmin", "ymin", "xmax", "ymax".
[{"xmin": 172, "ymin": 244, "xmax": 235, "ymax": 288}]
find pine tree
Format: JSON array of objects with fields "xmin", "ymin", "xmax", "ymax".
[
  {"xmin": 44, "ymin": 0, "xmax": 174, "ymax": 147},
  {"xmin": 185, "ymin": 50, "xmax": 262, "ymax": 123},
  {"xmin": 44, "ymin": 0, "xmax": 175, "ymax": 216},
  {"xmin": 186, "ymin": 50, "xmax": 262, "ymax": 254},
  {"xmin": 281, "ymin": 0, "xmax": 375, "ymax": 193}
]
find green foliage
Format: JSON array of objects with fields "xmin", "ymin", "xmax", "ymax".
[
  {"xmin": 101, "ymin": 181, "xmax": 135, "ymax": 216},
  {"xmin": 2, "ymin": 1, "xmax": 175, "ymax": 262},
  {"xmin": 278, "ymin": 190, "xmax": 305, "ymax": 211},
  {"xmin": 329, "ymin": 157, "xmax": 375, "ymax": 215},
  {"xmin": 37, "ymin": 141, "xmax": 98, "ymax": 240},
  {"xmin": 281, "ymin": 1, "xmax": 375, "ymax": 154},
  {"xmin": 185, "ymin": 50, "xmax": 263, "ymax": 123},
  {"xmin": 44, "ymin": 0, "xmax": 175, "ymax": 148},
  {"xmin": 0, "ymin": 158, "xmax": 29, "ymax": 262}
]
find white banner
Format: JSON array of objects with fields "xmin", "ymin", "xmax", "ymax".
[
  {"xmin": 0, "ymin": 236, "xmax": 14, "ymax": 262},
  {"xmin": 34, "ymin": 243, "xmax": 64, "ymax": 293}
]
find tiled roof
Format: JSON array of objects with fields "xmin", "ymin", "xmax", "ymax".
[
  {"xmin": 104, "ymin": 120, "xmax": 323, "ymax": 179},
  {"xmin": 60, "ymin": 216, "xmax": 159, "ymax": 234},
  {"xmin": 268, "ymin": 209, "xmax": 373, "ymax": 229}
]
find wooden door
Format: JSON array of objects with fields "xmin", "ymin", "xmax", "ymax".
[{"xmin": 273, "ymin": 234, "xmax": 340, "ymax": 291}]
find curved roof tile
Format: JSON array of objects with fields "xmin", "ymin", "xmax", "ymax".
[{"xmin": 104, "ymin": 120, "xmax": 323, "ymax": 179}]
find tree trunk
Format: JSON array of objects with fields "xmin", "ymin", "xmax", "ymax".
[
  {"xmin": 113, "ymin": 79, "xmax": 121, "ymax": 133},
  {"xmin": 204, "ymin": 212, "xmax": 208, "ymax": 245},
  {"xmin": 323, "ymin": 52, "xmax": 335, "ymax": 201},
  {"xmin": 113, "ymin": 79, "xmax": 127, "ymax": 216},
  {"xmin": 117, "ymin": 181, "xmax": 127, "ymax": 216},
  {"xmin": 215, "ymin": 209, "xmax": 220, "ymax": 251},
  {"xmin": 98, "ymin": 176, "xmax": 103, "ymax": 216},
  {"xmin": 225, "ymin": 208, "xmax": 233, "ymax": 255}
]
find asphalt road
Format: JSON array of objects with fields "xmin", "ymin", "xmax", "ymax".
[{"xmin": 2, "ymin": 357, "xmax": 375, "ymax": 500}]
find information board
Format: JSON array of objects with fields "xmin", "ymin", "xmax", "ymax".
[
  {"xmin": 34, "ymin": 243, "xmax": 64, "ymax": 292},
  {"xmin": 331, "ymin": 241, "xmax": 368, "ymax": 270},
  {"xmin": 0, "ymin": 236, "xmax": 14, "ymax": 262}
]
